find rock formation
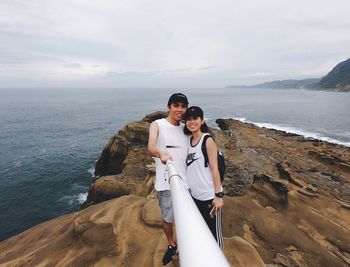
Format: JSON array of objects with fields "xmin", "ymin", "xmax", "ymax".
[{"xmin": 1, "ymin": 112, "xmax": 350, "ymax": 266}]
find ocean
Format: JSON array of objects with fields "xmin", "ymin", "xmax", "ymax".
[{"xmin": 0, "ymin": 87, "xmax": 349, "ymax": 241}]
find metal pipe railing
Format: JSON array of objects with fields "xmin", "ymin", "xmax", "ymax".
[{"xmin": 166, "ymin": 161, "xmax": 230, "ymax": 267}]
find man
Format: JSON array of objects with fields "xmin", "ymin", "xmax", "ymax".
[{"xmin": 148, "ymin": 93, "xmax": 189, "ymax": 265}]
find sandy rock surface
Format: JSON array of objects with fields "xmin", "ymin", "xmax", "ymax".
[{"xmin": 1, "ymin": 112, "xmax": 350, "ymax": 266}]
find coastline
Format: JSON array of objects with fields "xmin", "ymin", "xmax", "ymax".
[
  {"xmin": 1, "ymin": 112, "xmax": 350, "ymax": 266},
  {"xmin": 228, "ymin": 117, "xmax": 350, "ymax": 148},
  {"xmin": 59, "ymin": 116, "xmax": 350, "ymax": 215}
]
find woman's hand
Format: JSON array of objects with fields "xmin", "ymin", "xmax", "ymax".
[{"xmin": 212, "ymin": 197, "xmax": 224, "ymax": 215}]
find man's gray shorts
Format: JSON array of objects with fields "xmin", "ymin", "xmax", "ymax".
[{"xmin": 157, "ymin": 190, "xmax": 174, "ymax": 223}]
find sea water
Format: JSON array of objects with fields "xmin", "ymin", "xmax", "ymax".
[{"xmin": 0, "ymin": 87, "xmax": 349, "ymax": 241}]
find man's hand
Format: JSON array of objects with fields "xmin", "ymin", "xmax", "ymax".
[{"xmin": 159, "ymin": 151, "xmax": 173, "ymax": 164}]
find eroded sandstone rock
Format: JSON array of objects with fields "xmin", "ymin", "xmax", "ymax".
[
  {"xmin": 224, "ymin": 236, "xmax": 265, "ymax": 267},
  {"xmin": 1, "ymin": 114, "xmax": 350, "ymax": 267}
]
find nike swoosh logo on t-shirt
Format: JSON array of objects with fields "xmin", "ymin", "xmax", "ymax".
[{"xmin": 186, "ymin": 158, "xmax": 199, "ymax": 167}]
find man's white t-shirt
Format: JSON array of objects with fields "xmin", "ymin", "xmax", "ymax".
[{"xmin": 154, "ymin": 118, "xmax": 189, "ymax": 191}]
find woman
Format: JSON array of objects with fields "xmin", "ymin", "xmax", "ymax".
[{"xmin": 184, "ymin": 106, "xmax": 224, "ymax": 249}]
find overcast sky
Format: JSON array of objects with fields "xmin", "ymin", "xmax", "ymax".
[{"xmin": 1, "ymin": 0, "xmax": 349, "ymax": 88}]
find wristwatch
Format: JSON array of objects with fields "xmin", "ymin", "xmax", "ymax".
[{"xmin": 215, "ymin": 191, "xmax": 225, "ymax": 198}]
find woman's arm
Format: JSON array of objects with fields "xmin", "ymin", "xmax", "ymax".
[{"xmin": 206, "ymin": 137, "xmax": 224, "ymax": 213}]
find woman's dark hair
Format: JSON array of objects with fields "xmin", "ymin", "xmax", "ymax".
[{"xmin": 183, "ymin": 120, "xmax": 209, "ymax": 135}]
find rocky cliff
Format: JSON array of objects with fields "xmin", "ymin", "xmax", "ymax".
[
  {"xmin": 1, "ymin": 112, "xmax": 350, "ymax": 267},
  {"xmin": 318, "ymin": 58, "xmax": 350, "ymax": 91}
]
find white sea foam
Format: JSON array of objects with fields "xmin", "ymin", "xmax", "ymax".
[
  {"xmin": 59, "ymin": 192, "xmax": 88, "ymax": 206},
  {"xmin": 59, "ymin": 195, "xmax": 74, "ymax": 206},
  {"xmin": 230, "ymin": 118, "xmax": 350, "ymax": 147},
  {"xmin": 77, "ymin": 193, "xmax": 88, "ymax": 204},
  {"xmin": 230, "ymin": 117, "xmax": 247, "ymax": 122},
  {"xmin": 88, "ymin": 166, "xmax": 95, "ymax": 177}
]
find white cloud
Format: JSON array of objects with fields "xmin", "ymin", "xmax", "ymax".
[
  {"xmin": 0, "ymin": 0, "xmax": 349, "ymax": 87},
  {"xmin": 247, "ymin": 72, "xmax": 275, "ymax": 78}
]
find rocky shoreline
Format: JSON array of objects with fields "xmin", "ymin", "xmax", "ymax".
[{"xmin": 1, "ymin": 112, "xmax": 349, "ymax": 266}]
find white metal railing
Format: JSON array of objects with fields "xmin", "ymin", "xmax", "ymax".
[{"xmin": 166, "ymin": 160, "xmax": 230, "ymax": 267}]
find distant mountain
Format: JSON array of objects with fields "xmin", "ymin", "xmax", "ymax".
[
  {"xmin": 318, "ymin": 58, "xmax": 350, "ymax": 91},
  {"xmin": 227, "ymin": 58, "xmax": 350, "ymax": 92},
  {"xmin": 227, "ymin": 78, "xmax": 320, "ymax": 89}
]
